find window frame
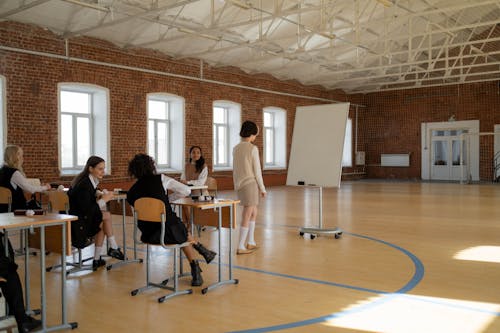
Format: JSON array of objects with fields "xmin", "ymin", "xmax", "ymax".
[
  {"xmin": 58, "ymin": 83, "xmax": 110, "ymax": 176},
  {"xmin": 146, "ymin": 93, "xmax": 185, "ymax": 173},
  {"xmin": 212, "ymin": 101, "xmax": 241, "ymax": 171},
  {"xmin": 342, "ymin": 118, "xmax": 353, "ymax": 168},
  {"xmin": 263, "ymin": 107, "xmax": 287, "ymax": 170},
  {"xmin": 0, "ymin": 76, "xmax": 5, "ymax": 163},
  {"xmin": 213, "ymin": 106, "xmax": 230, "ymax": 168},
  {"xmin": 148, "ymin": 98, "xmax": 171, "ymax": 169}
]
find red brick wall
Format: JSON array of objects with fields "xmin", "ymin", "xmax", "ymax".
[
  {"xmin": 359, "ymin": 83, "xmax": 500, "ymax": 180},
  {"xmin": 1, "ymin": 21, "xmax": 499, "ymax": 184},
  {"xmin": 0, "ymin": 21, "xmax": 351, "ymax": 189}
]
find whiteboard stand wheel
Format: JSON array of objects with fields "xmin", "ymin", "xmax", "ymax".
[
  {"xmin": 310, "ymin": 234, "xmax": 316, "ymax": 240},
  {"xmin": 299, "ymin": 232, "xmax": 304, "ymax": 237},
  {"xmin": 334, "ymin": 233, "xmax": 340, "ymax": 239}
]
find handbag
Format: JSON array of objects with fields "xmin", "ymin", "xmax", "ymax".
[{"xmin": 26, "ymin": 194, "xmax": 42, "ymax": 210}]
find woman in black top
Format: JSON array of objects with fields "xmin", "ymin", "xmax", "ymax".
[
  {"xmin": 68, "ymin": 156, "xmax": 124, "ymax": 270},
  {"xmin": 0, "ymin": 145, "xmax": 50, "ymax": 212},
  {"xmin": 126, "ymin": 153, "xmax": 216, "ymax": 286}
]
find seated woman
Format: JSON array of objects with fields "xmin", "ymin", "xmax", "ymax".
[
  {"xmin": 179, "ymin": 145, "xmax": 209, "ymax": 226},
  {"xmin": 126, "ymin": 153, "xmax": 216, "ymax": 286},
  {"xmin": 0, "ymin": 234, "xmax": 41, "ymax": 332},
  {"xmin": 180, "ymin": 145, "xmax": 208, "ymax": 190},
  {"xmin": 0, "ymin": 145, "xmax": 51, "ymax": 212},
  {"xmin": 68, "ymin": 156, "xmax": 124, "ymax": 270}
]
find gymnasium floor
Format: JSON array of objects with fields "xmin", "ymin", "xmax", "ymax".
[{"xmin": 12, "ymin": 181, "xmax": 500, "ymax": 332}]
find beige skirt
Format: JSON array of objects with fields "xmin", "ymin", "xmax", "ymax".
[{"xmin": 237, "ymin": 181, "xmax": 259, "ymax": 206}]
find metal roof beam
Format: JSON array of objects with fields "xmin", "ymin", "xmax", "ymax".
[
  {"xmin": 0, "ymin": 0, "xmax": 51, "ymax": 19},
  {"xmin": 63, "ymin": 0, "xmax": 201, "ymax": 38}
]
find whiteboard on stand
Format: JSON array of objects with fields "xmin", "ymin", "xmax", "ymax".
[{"xmin": 286, "ymin": 103, "xmax": 349, "ymax": 188}]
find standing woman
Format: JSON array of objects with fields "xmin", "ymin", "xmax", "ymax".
[
  {"xmin": 233, "ymin": 121, "xmax": 266, "ymax": 255},
  {"xmin": 0, "ymin": 145, "xmax": 51, "ymax": 212},
  {"xmin": 68, "ymin": 156, "xmax": 124, "ymax": 270}
]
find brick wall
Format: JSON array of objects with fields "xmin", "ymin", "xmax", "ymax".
[
  {"xmin": 0, "ymin": 21, "xmax": 353, "ymax": 189},
  {"xmin": 1, "ymin": 21, "xmax": 499, "ymax": 185},
  {"xmin": 359, "ymin": 83, "xmax": 500, "ymax": 180}
]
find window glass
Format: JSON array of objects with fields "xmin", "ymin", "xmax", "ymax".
[
  {"xmin": 59, "ymin": 85, "xmax": 108, "ymax": 175},
  {"xmin": 263, "ymin": 107, "xmax": 286, "ymax": 169},
  {"xmin": 213, "ymin": 102, "xmax": 241, "ymax": 170},
  {"xmin": 147, "ymin": 93, "xmax": 184, "ymax": 172},
  {"xmin": 61, "ymin": 91, "xmax": 90, "ymax": 114}
]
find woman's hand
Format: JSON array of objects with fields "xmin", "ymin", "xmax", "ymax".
[
  {"xmin": 261, "ymin": 191, "xmax": 267, "ymax": 198},
  {"xmin": 101, "ymin": 190, "xmax": 114, "ymax": 202}
]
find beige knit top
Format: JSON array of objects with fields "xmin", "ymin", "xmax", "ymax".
[{"xmin": 232, "ymin": 141, "xmax": 266, "ymax": 193}]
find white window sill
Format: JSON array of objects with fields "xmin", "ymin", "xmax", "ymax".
[
  {"xmin": 60, "ymin": 169, "xmax": 80, "ymax": 176},
  {"xmin": 213, "ymin": 167, "xmax": 233, "ymax": 172},
  {"xmin": 263, "ymin": 166, "xmax": 286, "ymax": 170},
  {"xmin": 158, "ymin": 168, "xmax": 182, "ymax": 174}
]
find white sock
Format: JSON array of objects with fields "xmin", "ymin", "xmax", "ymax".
[
  {"xmin": 108, "ymin": 236, "xmax": 118, "ymax": 249},
  {"xmin": 94, "ymin": 246, "xmax": 103, "ymax": 260},
  {"xmin": 247, "ymin": 221, "xmax": 256, "ymax": 245},
  {"xmin": 238, "ymin": 227, "xmax": 249, "ymax": 250}
]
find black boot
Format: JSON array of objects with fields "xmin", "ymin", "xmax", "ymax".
[
  {"xmin": 193, "ymin": 242, "xmax": 216, "ymax": 264},
  {"xmin": 190, "ymin": 260, "xmax": 203, "ymax": 286}
]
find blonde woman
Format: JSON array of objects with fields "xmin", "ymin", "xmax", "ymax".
[{"xmin": 0, "ymin": 145, "xmax": 50, "ymax": 212}]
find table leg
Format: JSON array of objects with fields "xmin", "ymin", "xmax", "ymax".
[
  {"xmin": 40, "ymin": 226, "xmax": 46, "ymax": 331},
  {"xmin": 201, "ymin": 203, "xmax": 238, "ymax": 294}
]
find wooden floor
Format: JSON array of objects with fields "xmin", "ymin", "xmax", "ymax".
[{"xmin": 12, "ymin": 181, "xmax": 500, "ymax": 333}]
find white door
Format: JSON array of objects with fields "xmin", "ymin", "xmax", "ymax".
[{"xmin": 431, "ymin": 129, "xmax": 467, "ymax": 181}]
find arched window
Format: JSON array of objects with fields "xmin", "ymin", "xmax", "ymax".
[
  {"xmin": 0, "ymin": 76, "xmax": 5, "ymax": 161},
  {"xmin": 342, "ymin": 118, "xmax": 352, "ymax": 167},
  {"xmin": 213, "ymin": 101, "xmax": 241, "ymax": 170},
  {"xmin": 147, "ymin": 93, "xmax": 185, "ymax": 172},
  {"xmin": 58, "ymin": 83, "xmax": 109, "ymax": 175},
  {"xmin": 263, "ymin": 107, "xmax": 287, "ymax": 169}
]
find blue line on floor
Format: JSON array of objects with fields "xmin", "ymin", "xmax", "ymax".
[{"xmin": 227, "ymin": 232, "xmax": 425, "ymax": 333}]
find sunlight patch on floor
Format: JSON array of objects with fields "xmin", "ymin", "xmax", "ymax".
[
  {"xmin": 454, "ymin": 246, "xmax": 500, "ymax": 263},
  {"xmin": 322, "ymin": 294, "xmax": 499, "ymax": 333}
]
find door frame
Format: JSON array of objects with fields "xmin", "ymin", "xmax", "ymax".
[{"xmin": 421, "ymin": 120, "xmax": 479, "ymax": 181}]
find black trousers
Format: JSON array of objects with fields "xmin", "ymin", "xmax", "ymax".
[
  {"xmin": 0, "ymin": 233, "xmax": 27, "ymax": 329},
  {"xmin": 0, "ymin": 268, "xmax": 27, "ymax": 327}
]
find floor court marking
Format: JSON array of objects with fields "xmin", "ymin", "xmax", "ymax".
[{"xmin": 227, "ymin": 232, "xmax": 424, "ymax": 332}]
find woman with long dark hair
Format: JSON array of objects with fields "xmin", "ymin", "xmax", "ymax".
[
  {"xmin": 180, "ymin": 145, "xmax": 208, "ymax": 189},
  {"xmin": 68, "ymin": 156, "xmax": 124, "ymax": 270}
]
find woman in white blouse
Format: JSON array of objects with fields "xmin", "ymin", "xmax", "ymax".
[{"xmin": 0, "ymin": 145, "xmax": 50, "ymax": 212}]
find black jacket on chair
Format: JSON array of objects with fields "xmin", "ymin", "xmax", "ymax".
[{"xmin": 68, "ymin": 176, "xmax": 102, "ymax": 249}]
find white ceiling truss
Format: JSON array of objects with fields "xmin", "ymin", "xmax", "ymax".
[{"xmin": 1, "ymin": 0, "xmax": 499, "ymax": 93}]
